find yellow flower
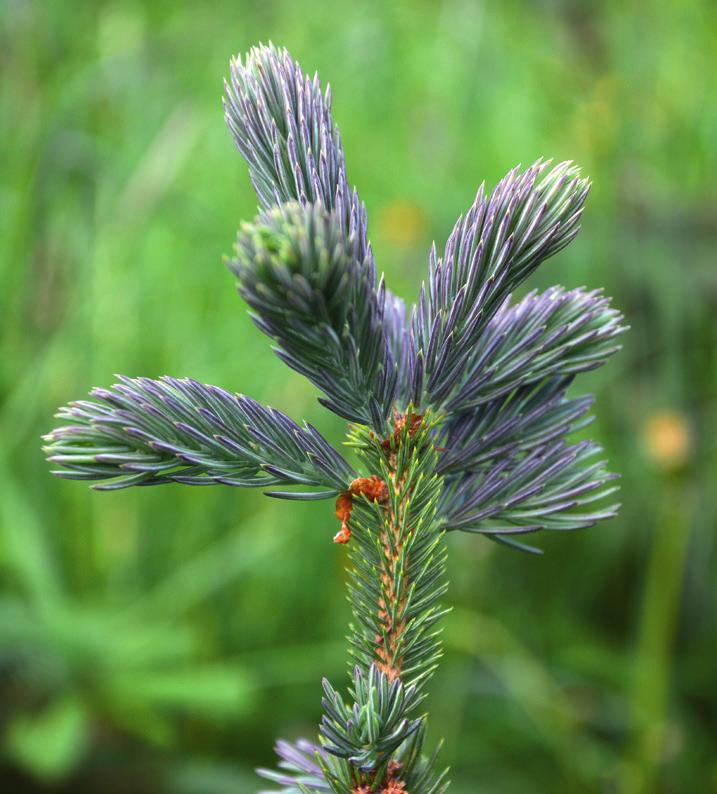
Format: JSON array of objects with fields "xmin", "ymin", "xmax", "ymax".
[
  {"xmin": 378, "ymin": 200, "xmax": 427, "ymax": 249},
  {"xmin": 642, "ymin": 411, "xmax": 691, "ymax": 470}
]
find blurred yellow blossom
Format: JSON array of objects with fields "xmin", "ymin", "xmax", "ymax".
[
  {"xmin": 642, "ymin": 410, "xmax": 692, "ymax": 470},
  {"xmin": 377, "ymin": 200, "xmax": 428, "ymax": 250}
]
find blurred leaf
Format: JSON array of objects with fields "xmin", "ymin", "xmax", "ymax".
[
  {"xmin": 133, "ymin": 518, "xmax": 297, "ymax": 618},
  {"xmin": 4, "ymin": 696, "xmax": 89, "ymax": 781},
  {"xmin": 108, "ymin": 665, "xmax": 256, "ymax": 718},
  {"xmin": 169, "ymin": 758, "xmax": 259, "ymax": 794},
  {"xmin": 444, "ymin": 606, "xmax": 612, "ymax": 780},
  {"xmin": 0, "ymin": 463, "xmax": 61, "ymax": 605}
]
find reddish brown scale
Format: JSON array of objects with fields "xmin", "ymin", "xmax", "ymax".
[
  {"xmin": 334, "ymin": 491, "xmax": 354, "ymax": 544},
  {"xmin": 387, "ymin": 760, "xmax": 403, "ymax": 779},
  {"xmin": 334, "ymin": 476, "xmax": 389, "ymax": 544},
  {"xmin": 351, "ymin": 768, "xmax": 406, "ymax": 794},
  {"xmin": 381, "ymin": 411, "xmax": 424, "ymax": 453},
  {"xmin": 381, "ymin": 781, "xmax": 407, "ymax": 793},
  {"xmin": 351, "ymin": 475, "xmax": 390, "ymax": 502}
]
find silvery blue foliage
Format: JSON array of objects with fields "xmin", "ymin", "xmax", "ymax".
[
  {"xmin": 46, "ymin": 375, "xmax": 354, "ymax": 495},
  {"xmin": 229, "ymin": 201, "xmax": 397, "ymax": 427},
  {"xmin": 257, "ymin": 739, "xmax": 332, "ymax": 793},
  {"xmin": 43, "ymin": 42, "xmax": 626, "ymax": 793},
  {"xmin": 224, "ymin": 44, "xmax": 404, "ymax": 429}
]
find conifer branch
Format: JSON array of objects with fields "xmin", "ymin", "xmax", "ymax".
[
  {"xmin": 411, "ymin": 161, "xmax": 594, "ymax": 410},
  {"xmin": 224, "ymin": 43, "xmax": 356, "ymax": 241},
  {"xmin": 225, "ymin": 44, "xmax": 403, "ymax": 427},
  {"xmin": 320, "ymin": 665, "xmax": 423, "ymax": 771},
  {"xmin": 433, "ymin": 287, "xmax": 625, "ymax": 412},
  {"xmin": 439, "ymin": 436, "xmax": 619, "ymax": 553},
  {"xmin": 43, "ymin": 376, "xmax": 353, "ymax": 495},
  {"xmin": 436, "ymin": 376, "xmax": 593, "ymax": 476},
  {"xmin": 229, "ymin": 201, "xmax": 397, "ymax": 428}
]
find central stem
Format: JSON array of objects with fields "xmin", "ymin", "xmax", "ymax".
[
  {"xmin": 376, "ymin": 462, "xmax": 409, "ymax": 682},
  {"xmin": 318, "ymin": 413, "xmax": 448, "ymax": 791}
]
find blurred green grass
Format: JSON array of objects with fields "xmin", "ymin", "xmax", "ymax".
[{"xmin": 1, "ymin": 1, "xmax": 716, "ymax": 792}]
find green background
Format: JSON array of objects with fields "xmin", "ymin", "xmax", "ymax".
[{"xmin": 2, "ymin": 1, "xmax": 716, "ymax": 792}]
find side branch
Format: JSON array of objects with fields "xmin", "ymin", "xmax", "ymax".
[{"xmin": 44, "ymin": 376, "xmax": 354, "ymax": 494}]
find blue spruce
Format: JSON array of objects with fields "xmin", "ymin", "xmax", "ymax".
[{"xmin": 44, "ymin": 43, "xmax": 626, "ymax": 793}]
